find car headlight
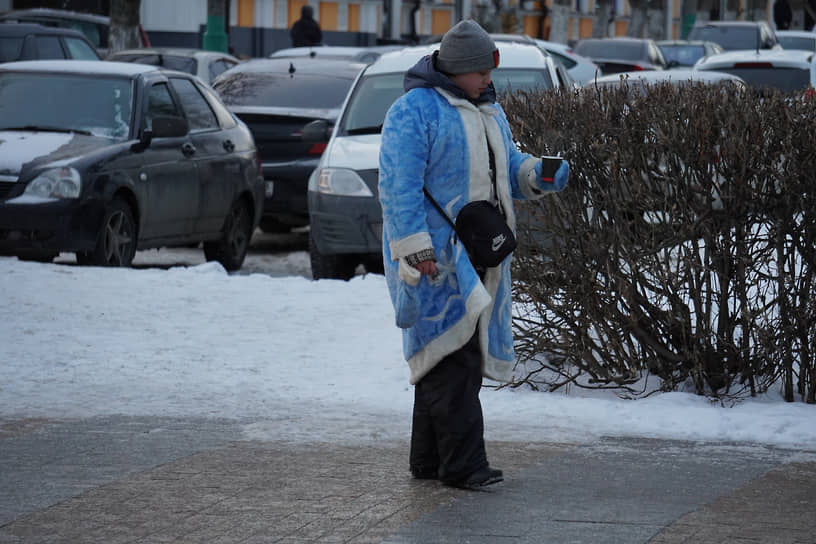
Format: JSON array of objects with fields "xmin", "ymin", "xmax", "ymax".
[
  {"xmin": 23, "ymin": 167, "xmax": 82, "ymax": 199},
  {"xmin": 309, "ymin": 167, "xmax": 373, "ymax": 197}
]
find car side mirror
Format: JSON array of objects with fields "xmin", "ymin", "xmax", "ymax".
[
  {"xmin": 132, "ymin": 116, "xmax": 189, "ymax": 151},
  {"xmin": 301, "ymin": 119, "xmax": 332, "ymax": 142}
]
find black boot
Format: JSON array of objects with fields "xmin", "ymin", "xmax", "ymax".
[{"xmin": 448, "ymin": 466, "xmax": 503, "ymax": 490}]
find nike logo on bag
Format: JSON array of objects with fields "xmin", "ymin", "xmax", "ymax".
[{"xmin": 492, "ymin": 234, "xmax": 506, "ymax": 252}]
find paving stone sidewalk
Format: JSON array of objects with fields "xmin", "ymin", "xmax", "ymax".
[{"xmin": 1, "ymin": 416, "xmax": 815, "ymax": 543}]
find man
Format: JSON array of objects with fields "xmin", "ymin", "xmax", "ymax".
[
  {"xmin": 378, "ymin": 20, "xmax": 569, "ymax": 490},
  {"xmin": 290, "ymin": 5, "xmax": 322, "ymax": 47},
  {"xmin": 774, "ymin": 0, "xmax": 792, "ymax": 30}
]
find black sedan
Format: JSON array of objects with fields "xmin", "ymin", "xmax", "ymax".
[
  {"xmin": 212, "ymin": 57, "xmax": 364, "ymax": 233},
  {"xmin": 573, "ymin": 37, "xmax": 668, "ymax": 74},
  {"xmin": 0, "ymin": 60, "xmax": 263, "ymax": 270}
]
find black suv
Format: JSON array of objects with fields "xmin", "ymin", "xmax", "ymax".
[
  {"xmin": 0, "ymin": 22, "xmax": 101, "ymax": 62},
  {"xmin": 687, "ymin": 21, "xmax": 781, "ymax": 52}
]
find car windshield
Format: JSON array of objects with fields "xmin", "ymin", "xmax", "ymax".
[
  {"xmin": 0, "ymin": 37, "xmax": 23, "ymax": 62},
  {"xmin": 575, "ymin": 41, "xmax": 645, "ymax": 61},
  {"xmin": 113, "ymin": 53, "xmax": 198, "ymax": 75},
  {"xmin": 714, "ymin": 66, "xmax": 811, "ymax": 92},
  {"xmin": 0, "ymin": 72, "xmax": 132, "ymax": 139},
  {"xmin": 778, "ymin": 36, "xmax": 816, "ymax": 50},
  {"xmin": 660, "ymin": 44, "xmax": 706, "ymax": 65},
  {"xmin": 688, "ymin": 26, "xmax": 760, "ymax": 51},
  {"xmin": 341, "ymin": 69, "xmax": 555, "ymax": 134},
  {"xmin": 213, "ymin": 72, "xmax": 354, "ymax": 108}
]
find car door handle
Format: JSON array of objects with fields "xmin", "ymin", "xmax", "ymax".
[
  {"xmin": 182, "ymin": 142, "xmax": 196, "ymax": 157},
  {"xmin": 222, "ymin": 139, "xmax": 235, "ymax": 152}
]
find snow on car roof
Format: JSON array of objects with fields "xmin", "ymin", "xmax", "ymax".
[
  {"xmin": 696, "ymin": 48, "xmax": 816, "ymax": 69},
  {"xmin": 0, "ymin": 60, "xmax": 159, "ymax": 76},
  {"xmin": 365, "ymin": 41, "xmax": 549, "ymax": 75}
]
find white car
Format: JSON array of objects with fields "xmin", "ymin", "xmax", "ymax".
[
  {"xmin": 534, "ymin": 39, "xmax": 601, "ymax": 84},
  {"xmin": 106, "ymin": 47, "xmax": 241, "ymax": 83},
  {"xmin": 695, "ymin": 49, "xmax": 816, "ymax": 93},
  {"xmin": 269, "ymin": 45, "xmax": 404, "ymax": 64},
  {"xmin": 305, "ymin": 41, "xmax": 570, "ymax": 279},
  {"xmin": 776, "ymin": 30, "xmax": 816, "ymax": 52},
  {"xmin": 585, "ymin": 68, "xmax": 745, "ymax": 92}
]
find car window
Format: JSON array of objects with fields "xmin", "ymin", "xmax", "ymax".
[
  {"xmin": 34, "ymin": 35, "xmax": 66, "ymax": 59},
  {"xmin": 209, "ymin": 58, "xmax": 237, "ymax": 82},
  {"xmin": 548, "ymin": 50, "xmax": 576, "ymax": 69},
  {"xmin": 169, "ymin": 77, "xmax": 218, "ymax": 131},
  {"xmin": 716, "ymin": 66, "xmax": 811, "ymax": 92},
  {"xmin": 0, "ymin": 37, "xmax": 23, "ymax": 62},
  {"xmin": 688, "ymin": 26, "xmax": 760, "ymax": 51},
  {"xmin": 0, "ymin": 72, "xmax": 131, "ymax": 139},
  {"xmin": 660, "ymin": 44, "xmax": 706, "ymax": 65},
  {"xmin": 144, "ymin": 82, "xmax": 182, "ymax": 131},
  {"xmin": 160, "ymin": 55, "xmax": 197, "ymax": 75},
  {"xmin": 64, "ymin": 37, "xmax": 99, "ymax": 59},
  {"xmin": 198, "ymin": 83, "xmax": 238, "ymax": 128},
  {"xmin": 575, "ymin": 40, "xmax": 646, "ymax": 61},
  {"xmin": 779, "ymin": 36, "xmax": 816, "ymax": 50},
  {"xmin": 214, "ymin": 72, "xmax": 354, "ymax": 108}
]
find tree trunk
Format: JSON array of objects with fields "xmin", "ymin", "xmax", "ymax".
[
  {"xmin": 627, "ymin": 0, "xmax": 650, "ymax": 36},
  {"xmin": 109, "ymin": 0, "xmax": 142, "ymax": 54},
  {"xmin": 593, "ymin": 0, "xmax": 615, "ymax": 37},
  {"xmin": 548, "ymin": 0, "xmax": 572, "ymax": 44}
]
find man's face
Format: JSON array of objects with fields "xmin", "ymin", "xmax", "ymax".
[{"xmin": 450, "ymin": 69, "xmax": 493, "ymax": 100}]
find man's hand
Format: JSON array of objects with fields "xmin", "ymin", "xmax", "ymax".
[{"xmin": 414, "ymin": 259, "xmax": 438, "ymax": 276}]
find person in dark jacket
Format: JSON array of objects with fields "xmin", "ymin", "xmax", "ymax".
[
  {"xmin": 290, "ymin": 5, "xmax": 322, "ymax": 47},
  {"xmin": 378, "ymin": 20, "xmax": 569, "ymax": 490},
  {"xmin": 774, "ymin": 0, "xmax": 792, "ymax": 30}
]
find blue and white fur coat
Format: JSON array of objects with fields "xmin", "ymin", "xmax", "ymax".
[{"xmin": 378, "ymin": 54, "xmax": 569, "ymax": 385}]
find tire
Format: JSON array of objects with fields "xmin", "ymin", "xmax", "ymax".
[
  {"xmin": 82, "ymin": 198, "xmax": 136, "ymax": 267},
  {"xmin": 309, "ymin": 234, "xmax": 357, "ymax": 280},
  {"xmin": 203, "ymin": 200, "xmax": 253, "ymax": 271}
]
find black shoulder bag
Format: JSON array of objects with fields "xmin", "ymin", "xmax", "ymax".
[{"xmin": 423, "ymin": 143, "xmax": 516, "ymax": 268}]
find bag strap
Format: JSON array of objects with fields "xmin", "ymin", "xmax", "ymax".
[
  {"xmin": 423, "ymin": 187, "xmax": 456, "ymax": 230},
  {"xmin": 422, "ymin": 134, "xmax": 502, "ymax": 226}
]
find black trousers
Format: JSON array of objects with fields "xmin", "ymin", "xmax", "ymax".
[{"xmin": 409, "ymin": 332, "xmax": 488, "ymax": 483}]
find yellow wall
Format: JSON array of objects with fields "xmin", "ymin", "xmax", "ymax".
[
  {"xmin": 288, "ymin": 0, "xmax": 307, "ymax": 27},
  {"xmin": 348, "ymin": 3, "xmax": 359, "ymax": 32},
  {"xmin": 320, "ymin": 2, "xmax": 338, "ymax": 30},
  {"xmin": 236, "ymin": 0, "xmax": 254, "ymax": 27},
  {"xmin": 614, "ymin": 19, "xmax": 628, "ymax": 36},
  {"xmin": 431, "ymin": 9, "xmax": 452, "ymax": 35},
  {"xmin": 578, "ymin": 16, "xmax": 593, "ymax": 38}
]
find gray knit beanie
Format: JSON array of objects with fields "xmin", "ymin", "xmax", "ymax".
[{"xmin": 436, "ymin": 20, "xmax": 499, "ymax": 75}]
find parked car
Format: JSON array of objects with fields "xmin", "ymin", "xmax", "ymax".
[
  {"xmin": 656, "ymin": 39, "xmax": 724, "ymax": 68},
  {"xmin": 686, "ymin": 21, "xmax": 781, "ymax": 52},
  {"xmin": 776, "ymin": 30, "xmax": 816, "ymax": 52},
  {"xmin": 0, "ymin": 60, "xmax": 263, "ymax": 270},
  {"xmin": 107, "ymin": 47, "xmax": 241, "ymax": 83},
  {"xmin": 306, "ymin": 41, "xmax": 570, "ymax": 279},
  {"xmin": 0, "ymin": 22, "xmax": 101, "ymax": 62},
  {"xmin": 534, "ymin": 38, "xmax": 601, "ymax": 84},
  {"xmin": 212, "ymin": 57, "xmax": 365, "ymax": 233},
  {"xmin": 422, "ymin": 32, "xmax": 577, "ymax": 87},
  {"xmin": 584, "ymin": 68, "xmax": 746, "ymax": 94},
  {"xmin": 573, "ymin": 37, "xmax": 667, "ymax": 74},
  {"xmin": 695, "ymin": 49, "xmax": 816, "ymax": 92},
  {"xmin": 269, "ymin": 45, "xmax": 403, "ymax": 64},
  {"xmin": 0, "ymin": 7, "xmax": 150, "ymax": 57}
]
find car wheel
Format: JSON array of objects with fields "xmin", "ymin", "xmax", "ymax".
[
  {"xmin": 203, "ymin": 199, "xmax": 252, "ymax": 271},
  {"xmin": 84, "ymin": 198, "xmax": 136, "ymax": 267},
  {"xmin": 309, "ymin": 234, "xmax": 357, "ymax": 280}
]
